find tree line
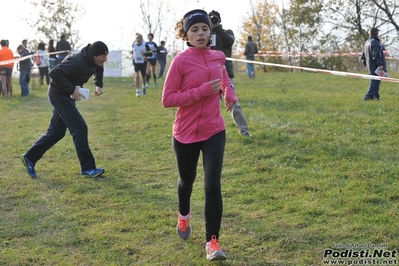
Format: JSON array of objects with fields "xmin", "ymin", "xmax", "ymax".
[
  {"xmin": 27, "ymin": 0, "xmax": 399, "ymax": 73},
  {"xmin": 239, "ymin": 0, "xmax": 399, "ymax": 72}
]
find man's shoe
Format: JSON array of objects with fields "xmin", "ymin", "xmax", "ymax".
[
  {"xmin": 21, "ymin": 154, "xmax": 37, "ymax": 178},
  {"xmin": 136, "ymin": 89, "xmax": 140, "ymax": 97},
  {"xmin": 176, "ymin": 210, "xmax": 191, "ymax": 240},
  {"xmin": 81, "ymin": 168, "xmax": 105, "ymax": 177},
  {"xmin": 154, "ymin": 81, "xmax": 158, "ymax": 87},
  {"xmin": 143, "ymin": 86, "xmax": 147, "ymax": 95},
  {"xmin": 364, "ymin": 96, "xmax": 377, "ymax": 101},
  {"xmin": 206, "ymin": 235, "xmax": 227, "ymax": 261}
]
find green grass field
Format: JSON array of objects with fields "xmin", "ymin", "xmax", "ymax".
[{"xmin": 1, "ymin": 70, "xmax": 399, "ymax": 265}]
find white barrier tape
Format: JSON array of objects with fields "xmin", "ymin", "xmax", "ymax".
[
  {"xmin": 243, "ymin": 50, "xmax": 397, "ymax": 60},
  {"xmin": 227, "ymin": 57, "xmax": 399, "ymax": 83},
  {"xmin": 0, "ymin": 50, "xmax": 69, "ymax": 66},
  {"xmin": 255, "ymin": 54, "xmax": 398, "ymax": 60},
  {"xmin": 255, "ymin": 50, "xmax": 390, "ymax": 57},
  {"xmin": 257, "ymin": 51, "xmax": 362, "ymax": 57},
  {"xmin": 254, "ymin": 53, "xmax": 398, "ymax": 60}
]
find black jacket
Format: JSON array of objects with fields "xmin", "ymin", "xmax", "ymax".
[
  {"xmin": 210, "ymin": 25, "xmax": 235, "ymax": 78},
  {"xmin": 18, "ymin": 48, "xmax": 32, "ymax": 71},
  {"xmin": 361, "ymin": 36, "xmax": 387, "ymax": 75},
  {"xmin": 48, "ymin": 44, "xmax": 104, "ymax": 97},
  {"xmin": 56, "ymin": 38, "xmax": 71, "ymax": 57},
  {"xmin": 244, "ymin": 40, "xmax": 258, "ymax": 59}
]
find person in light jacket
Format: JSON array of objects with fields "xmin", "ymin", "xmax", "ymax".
[
  {"xmin": 162, "ymin": 9, "xmax": 237, "ymax": 262},
  {"xmin": 36, "ymin": 42, "xmax": 50, "ymax": 85},
  {"xmin": 131, "ymin": 33, "xmax": 153, "ymax": 97}
]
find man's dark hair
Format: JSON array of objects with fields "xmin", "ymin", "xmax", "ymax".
[
  {"xmin": 370, "ymin": 27, "xmax": 379, "ymax": 37},
  {"xmin": 38, "ymin": 42, "xmax": 46, "ymax": 50},
  {"xmin": 248, "ymin": 35, "xmax": 253, "ymax": 41},
  {"xmin": 1, "ymin": 40, "xmax": 7, "ymax": 46},
  {"xmin": 61, "ymin": 34, "xmax": 66, "ymax": 39}
]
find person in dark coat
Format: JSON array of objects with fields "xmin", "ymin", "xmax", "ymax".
[
  {"xmin": 16, "ymin": 44, "xmax": 33, "ymax": 96},
  {"xmin": 208, "ymin": 10, "xmax": 251, "ymax": 136},
  {"xmin": 21, "ymin": 41, "xmax": 109, "ymax": 178},
  {"xmin": 361, "ymin": 27, "xmax": 387, "ymax": 100},
  {"xmin": 55, "ymin": 34, "xmax": 71, "ymax": 65}
]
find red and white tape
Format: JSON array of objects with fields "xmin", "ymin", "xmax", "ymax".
[
  {"xmin": 0, "ymin": 50, "xmax": 69, "ymax": 66},
  {"xmin": 250, "ymin": 50, "xmax": 397, "ymax": 60},
  {"xmin": 227, "ymin": 57, "xmax": 399, "ymax": 83}
]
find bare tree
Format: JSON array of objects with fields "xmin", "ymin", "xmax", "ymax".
[
  {"xmin": 240, "ymin": 0, "xmax": 282, "ymax": 72},
  {"xmin": 280, "ymin": 5, "xmax": 293, "ymax": 68},
  {"xmin": 325, "ymin": 0, "xmax": 371, "ymax": 45},
  {"xmin": 325, "ymin": 0, "xmax": 399, "ymax": 46},
  {"xmin": 370, "ymin": 0, "xmax": 399, "ymax": 35},
  {"xmin": 26, "ymin": 0, "xmax": 84, "ymax": 49},
  {"xmin": 235, "ymin": 0, "xmax": 399, "ymax": 72},
  {"xmin": 139, "ymin": 0, "xmax": 171, "ymax": 43},
  {"xmin": 282, "ymin": 0, "xmax": 324, "ymax": 68}
]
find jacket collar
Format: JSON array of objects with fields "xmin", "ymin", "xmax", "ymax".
[{"xmin": 186, "ymin": 45, "xmax": 211, "ymax": 55}]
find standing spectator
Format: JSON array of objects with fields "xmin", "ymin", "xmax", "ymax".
[
  {"xmin": 22, "ymin": 39, "xmax": 28, "ymax": 49},
  {"xmin": 361, "ymin": 27, "xmax": 387, "ymax": 101},
  {"xmin": 22, "ymin": 39, "xmax": 33, "ymax": 56},
  {"xmin": 243, "ymin": 35, "xmax": 258, "ymax": 79},
  {"xmin": 162, "ymin": 9, "xmax": 236, "ymax": 261},
  {"xmin": 48, "ymin": 39, "xmax": 57, "ymax": 70},
  {"xmin": 56, "ymin": 34, "xmax": 71, "ymax": 65},
  {"xmin": 22, "ymin": 39, "xmax": 33, "ymax": 84},
  {"xmin": 145, "ymin": 33, "xmax": 160, "ymax": 87},
  {"xmin": 21, "ymin": 41, "xmax": 109, "ymax": 178},
  {"xmin": 36, "ymin": 42, "xmax": 50, "ymax": 85},
  {"xmin": 157, "ymin": 40, "xmax": 168, "ymax": 79},
  {"xmin": 17, "ymin": 44, "xmax": 32, "ymax": 97},
  {"xmin": 208, "ymin": 10, "xmax": 251, "ymax": 137},
  {"xmin": 131, "ymin": 33, "xmax": 153, "ymax": 97},
  {"xmin": 0, "ymin": 39, "xmax": 14, "ymax": 98}
]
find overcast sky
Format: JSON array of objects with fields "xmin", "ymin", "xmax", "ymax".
[{"xmin": 4, "ymin": 0, "xmax": 260, "ymax": 53}]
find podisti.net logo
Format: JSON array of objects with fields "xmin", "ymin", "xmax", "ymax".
[{"xmin": 323, "ymin": 248, "xmax": 398, "ymax": 265}]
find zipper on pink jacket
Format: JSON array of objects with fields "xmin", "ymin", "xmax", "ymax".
[{"xmin": 195, "ymin": 48, "xmax": 212, "ymax": 142}]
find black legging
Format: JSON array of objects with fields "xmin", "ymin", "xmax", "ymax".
[
  {"xmin": 173, "ymin": 130, "xmax": 225, "ymax": 242},
  {"xmin": 39, "ymin": 67, "xmax": 50, "ymax": 85}
]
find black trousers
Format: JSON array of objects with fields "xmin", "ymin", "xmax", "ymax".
[
  {"xmin": 38, "ymin": 67, "xmax": 50, "ymax": 85},
  {"xmin": 25, "ymin": 95, "xmax": 96, "ymax": 172},
  {"xmin": 172, "ymin": 130, "xmax": 225, "ymax": 242}
]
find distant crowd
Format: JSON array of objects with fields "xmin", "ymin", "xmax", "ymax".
[{"xmin": 0, "ymin": 35, "xmax": 71, "ymax": 98}]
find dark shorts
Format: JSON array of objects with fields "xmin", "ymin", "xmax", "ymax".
[
  {"xmin": 148, "ymin": 59, "xmax": 157, "ymax": 66},
  {"xmin": 0, "ymin": 68, "xmax": 12, "ymax": 77},
  {"xmin": 133, "ymin": 62, "xmax": 147, "ymax": 76}
]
